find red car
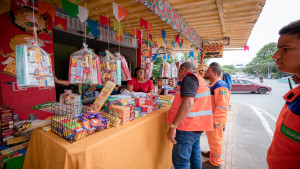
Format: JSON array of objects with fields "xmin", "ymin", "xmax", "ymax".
[{"xmin": 231, "ymin": 79, "xmax": 272, "ymax": 94}]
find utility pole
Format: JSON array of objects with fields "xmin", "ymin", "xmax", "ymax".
[{"xmin": 267, "ymin": 61, "xmax": 270, "ymax": 79}]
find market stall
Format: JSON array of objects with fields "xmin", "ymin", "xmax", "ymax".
[{"xmin": 23, "ymin": 106, "xmax": 172, "ymax": 169}]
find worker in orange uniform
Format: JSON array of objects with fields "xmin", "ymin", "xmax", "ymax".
[
  {"xmin": 166, "ymin": 62, "xmax": 213, "ymax": 169},
  {"xmin": 201, "ymin": 65, "xmax": 231, "ymax": 169},
  {"xmin": 267, "ymin": 19, "xmax": 300, "ymax": 169}
]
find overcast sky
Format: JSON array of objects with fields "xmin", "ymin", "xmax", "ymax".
[{"xmin": 208, "ymin": 0, "xmax": 300, "ymax": 67}]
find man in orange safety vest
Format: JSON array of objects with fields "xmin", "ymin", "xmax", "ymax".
[
  {"xmin": 167, "ymin": 62, "xmax": 213, "ymax": 169},
  {"xmin": 267, "ymin": 19, "xmax": 300, "ymax": 169},
  {"xmin": 202, "ymin": 65, "xmax": 231, "ymax": 169}
]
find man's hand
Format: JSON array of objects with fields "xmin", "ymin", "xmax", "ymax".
[
  {"xmin": 167, "ymin": 127, "xmax": 177, "ymax": 144},
  {"xmin": 213, "ymin": 123, "xmax": 223, "ymax": 129}
]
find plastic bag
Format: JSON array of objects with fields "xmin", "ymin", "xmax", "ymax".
[
  {"xmin": 116, "ymin": 53, "xmax": 132, "ymax": 81},
  {"xmin": 145, "ymin": 59, "xmax": 153, "ymax": 80},
  {"xmin": 15, "ymin": 38, "xmax": 55, "ymax": 87},
  {"xmin": 99, "ymin": 51, "xmax": 121, "ymax": 85},
  {"xmin": 160, "ymin": 61, "xmax": 171, "ymax": 78},
  {"xmin": 69, "ymin": 43, "xmax": 99, "ymax": 84},
  {"xmin": 171, "ymin": 63, "xmax": 178, "ymax": 78}
]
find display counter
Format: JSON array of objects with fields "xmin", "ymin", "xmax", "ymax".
[{"xmin": 23, "ymin": 106, "xmax": 172, "ymax": 169}]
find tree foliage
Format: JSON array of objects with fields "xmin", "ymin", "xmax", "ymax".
[{"xmin": 243, "ymin": 42, "xmax": 291, "ymax": 79}]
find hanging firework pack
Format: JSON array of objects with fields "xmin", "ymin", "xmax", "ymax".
[
  {"xmin": 69, "ymin": 43, "xmax": 100, "ymax": 85},
  {"xmin": 115, "ymin": 52, "xmax": 132, "ymax": 81},
  {"xmin": 99, "ymin": 50, "xmax": 121, "ymax": 85},
  {"xmin": 15, "ymin": 38, "xmax": 55, "ymax": 87},
  {"xmin": 145, "ymin": 59, "xmax": 153, "ymax": 80}
]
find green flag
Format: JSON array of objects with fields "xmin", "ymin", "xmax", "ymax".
[
  {"xmin": 86, "ymin": 26, "xmax": 90, "ymax": 35},
  {"xmin": 62, "ymin": 0, "xmax": 79, "ymax": 18}
]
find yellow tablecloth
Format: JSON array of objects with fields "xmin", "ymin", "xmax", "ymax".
[{"xmin": 23, "ymin": 106, "xmax": 173, "ymax": 169}]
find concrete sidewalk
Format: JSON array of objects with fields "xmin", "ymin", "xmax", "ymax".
[{"xmin": 171, "ymin": 104, "xmax": 238, "ymax": 169}]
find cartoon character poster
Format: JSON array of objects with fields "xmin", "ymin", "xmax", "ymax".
[
  {"xmin": 140, "ymin": 42, "xmax": 152, "ymax": 68},
  {"xmin": 0, "ymin": 0, "xmax": 56, "ymax": 119}
]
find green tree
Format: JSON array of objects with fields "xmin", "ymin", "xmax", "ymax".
[
  {"xmin": 242, "ymin": 42, "xmax": 290, "ymax": 79},
  {"xmin": 221, "ymin": 65, "xmax": 237, "ymax": 75}
]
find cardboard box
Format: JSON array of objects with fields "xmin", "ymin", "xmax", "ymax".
[{"xmin": 0, "ymin": 105, "xmax": 14, "ymax": 143}]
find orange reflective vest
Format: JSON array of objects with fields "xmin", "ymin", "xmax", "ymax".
[
  {"xmin": 267, "ymin": 85, "xmax": 300, "ymax": 169},
  {"xmin": 210, "ymin": 78, "xmax": 231, "ymax": 125},
  {"xmin": 166, "ymin": 72, "xmax": 213, "ymax": 131}
]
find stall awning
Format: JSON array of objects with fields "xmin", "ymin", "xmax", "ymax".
[{"xmin": 46, "ymin": 0, "xmax": 265, "ymax": 50}]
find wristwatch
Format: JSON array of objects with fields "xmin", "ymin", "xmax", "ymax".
[{"xmin": 170, "ymin": 123, "xmax": 178, "ymax": 129}]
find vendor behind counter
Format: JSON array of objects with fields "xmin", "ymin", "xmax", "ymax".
[{"xmin": 127, "ymin": 67, "xmax": 154, "ymax": 94}]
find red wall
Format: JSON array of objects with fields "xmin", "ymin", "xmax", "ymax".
[{"xmin": 0, "ymin": 3, "xmax": 55, "ymax": 120}]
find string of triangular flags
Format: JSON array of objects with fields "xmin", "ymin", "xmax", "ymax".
[{"xmin": 35, "ymin": 0, "xmax": 187, "ymax": 48}]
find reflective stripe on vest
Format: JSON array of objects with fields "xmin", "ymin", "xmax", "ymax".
[
  {"xmin": 175, "ymin": 91, "xmax": 210, "ymax": 99},
  {"xmin": 216, "ymin": 106, "xmax": 229, "ymax": 110},
  {"xmin": 188, "ymin": 110, "xmax": 213, "ymax": 117}
]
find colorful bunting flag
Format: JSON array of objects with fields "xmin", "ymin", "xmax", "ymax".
[
  {"xmin": 161, "ymin": 29, "xmax": 166, "ymax": 40},
  {"xmin": 86, "ymin": 26, "xmax": 90, "ymax": 35},
  {"xmin": 244, "ymin": 46, "xmax": 249, "ymax": 51},
  {"xmin": 38, "ymin": 0, "xmax": 56, "ymax": 22},
  {"xmin": 54, "ymin": 16, "xmax": 67, "ymax": 31},
  {"xmin": 77, "ymin": 5, "xmax": 89, "ymax": 23},
  {"xmin": 88, "ymin": 19, "xmax": 99, "ymax": 38},
  {"xmin": 175, "ymin": 34, "xmax": 180, "ymax": 45},
  {"xmin": 131, "ymin": 28, "xmax": 136, "ymax": 38},
  {"xmin": 43, "ymin": 13, "xmax": 53, "ymax": 31},
  {"xmin": 147, "ymin": 34, "xmax": 152, "ymax": 42},
  {"xmin": 189, "ymin": 51, "xmax": 194, "ymax": 57},
  {"xmin": 148, "ymin": 22, "xmax": 153, "ymax": 34},
  {"xmin": 113, "ymin": 2, "xmax": 128, "ymax": 23},
  {"xmin": 181, "ymin": 39, "xmax": 184, "ymax": 46},
  {"xmin": 179, "ymin": 42, "xmax": 182, "ymax": 48},
  {"xmin": 62, "ymin": 0, "xmax": 79, "ymax": 18},
  {"xmin": 136, "ymin": 29, "xmax": 143, "ymax": 44},
  {"xmin": 113, "ymin": 20, "xmax": 124, "ymax": 42},
  {"xmin": 140, "ymin": 18, "xmax": 148, "ymax": 32},
  {"xmin": 171, "ymin": 41, "xmax": 175, "ymax": 47},
  {"xmin": 164, "ymin": 40, "xmax": 167, "ymax": 46},
  {"xmin": 155, "ymin": 43, "xmax": 158, "ymax": 48},
  {"xmin": 100, "ymin": 15, "xmax": 111, "ymax": 28}
]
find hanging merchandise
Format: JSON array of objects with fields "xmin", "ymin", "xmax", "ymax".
[
  {"xmin": 160, "ymin": 60, "xmax": 171, "ymax": 78},
  {"xmin": 99, "ymin": 51, "xmax": 121, "ymax": 85},
  {"xmin": 115, "ymin": 53, "xmax": 132, "ymax": 81},
  {"xmin": 145, "ymin": 59, "xmax": 153, "ymax": 80},
  {"xmin": 68, "ymin": 43, "xmax": 100, "ymax": 85},
  {"xmin": 15, "ymin": 38, "xmax": 55, "ymax": 87},
  {"xmin": 171, "ymin": 62, "xmax": 178, "ymax": 78}
]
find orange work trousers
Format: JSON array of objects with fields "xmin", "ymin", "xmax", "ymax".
[{"xmin": 206, "ymin": 126, "xmax": 224, "ymax": 166}]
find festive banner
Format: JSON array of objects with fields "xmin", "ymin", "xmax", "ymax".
[
  {"xmin": 54, "ymin": 16, "xmax": 67, "ymax": 31},
  {"xmin": 62, "ymin": 0, "xmax": 79, "ymax": 18},
  {"xmin": 113, "ymin": 2, "xmax": 128, "ymax": 22},
  {"xmin": 140, "ymin": 18, "xmax": 148, "ymax": 32},
  {"xmin": 131, "ymin": 27, "xmax": 136, "ymax": 38},
  {"xmin": 171, "ymin": 41, "xmax": 175, "ymax": 47},
  {"xmin": 38, "ymin": 0, "xmax": 56, "ymax": 22},
  {"xmin": 189, "ymin": 51, "xmax": 194, "ymax": 57},
  {"xmin": 136, "ymin": 29, "xmax": 142, "ymax": 44},
  {"xmin": 86, "ymin": 26, "xmax": 90, "ymax": 35},
  {"xmin": 203, "ymin": 42, "xmax": 224, "ymax": 58},
  {"xmin": 161, "ymin": 29, "xmax": 166, "ymax": 40},
  {"xmin": 113, "ymin": 20, "xmax": 124, "ymax": 42},
  {"xmin": 175, "ymin": 34, "xmax": 179, "ymax": 45},
  {"xmin": 100, "ymin": 15, "xmax": 111, "ymax": 28},
  {"xmin": 244, "ymin": 46, "xmax": 249, "ymax": 51},
  {"xmin": 137, "ymin": 0, "xmax": 202, "ymax": 48},
  {"xmin": 77, "ymin": 5, "xmax": 89, "ymax": 23},
  {"xmin": 179, "ymin": 42, "xmax": 182, "ymax": 48},
  {"xmin": 148, "ymin": 22, "xmax": 153, "ymax": 34},
  {"xmin": 88, "ymin": 19, "xmax": 99, "ymax": 38}
]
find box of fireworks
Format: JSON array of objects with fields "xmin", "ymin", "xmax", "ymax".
[
  {"xmin": 42, "ymin": 125, "xmax": 51, "ymax": 132},
  {"xmin": 158, "ymin": 95, "xmax": 174, "ymax": 102},
  {"xmin": 109, "ymin": 105, "xmax": 130, "ymax": 125},
  {"xmin": 86, "ymin": 111, "xmax": 101, "ymax": 118},
  {"xmin": 97, "ymin": 117, "xmax": 109, "ymax": 131},
  {"xmin": 59, "ymin": 92, "xmax": 82, "ymax": 115},
  {"xmin": 69, "ymin": 43, "xmax": 99, "ymax": 85},
  {"xmin": 0, "ymin": 142, "xmax": 29, "ymax": 156},
  {"xmin": 103, "ymin": 113, "xmax": 120, "ymax": 128},
  {"xmin": 130, "ymin": 113, "xmax": 135, "ymax": 121},
  {"xmin": 135, "ymin": 98, "xmax": 145, "ymax": 107},
  {"xmin": 82, "ymin": 91, "xmax": 100, "ymax": 103},
  {"xmin": 91, "ymin": 81, "xmax": 116, "ymax": 112},
  {"xmin": 139, "ymin": 112, "xmax": 147, "ymax": 117},
  {"xmin": 0, "ymin": 105, "xmax": 14, "ymax": 143},
  {"xmin": 15, "ymin": 42, "xmax": 55, "ymax": 87},
  {"xmin": 74, "ymin": 128, "xmax": 87, "ymax": 141},
  {"xmin": 87, "ymin": 127, "xmax": 97, "ymax": 135},
  {"xmin": 145, "ymin": 99, "xmax": 155, "ymax": 106}
]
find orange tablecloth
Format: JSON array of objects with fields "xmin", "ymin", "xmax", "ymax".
[{"xmin": 23, "ymin": 106, "xmax": 173, "ymax": 169}]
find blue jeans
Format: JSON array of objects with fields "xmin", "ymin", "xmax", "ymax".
[{"xmin": 172, "ymin": 130, "xmax": 203, "ymax": 169}]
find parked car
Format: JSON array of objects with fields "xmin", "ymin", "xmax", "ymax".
[
  {"xmin": 231, "ymin": 79, "xmax": 272, "ymax": 94},
  {"xmin": 249, "ymin": 75, "xmax": 255, "ymax": 79}
]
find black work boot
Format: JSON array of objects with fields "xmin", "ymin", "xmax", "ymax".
[
  {"xmin": 201, "ymin": 151, "xmax": 210, "ymax": 157},
  {"xmin": 202, "ymin": 160, "xmax": 221, "ymax": 169}
]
